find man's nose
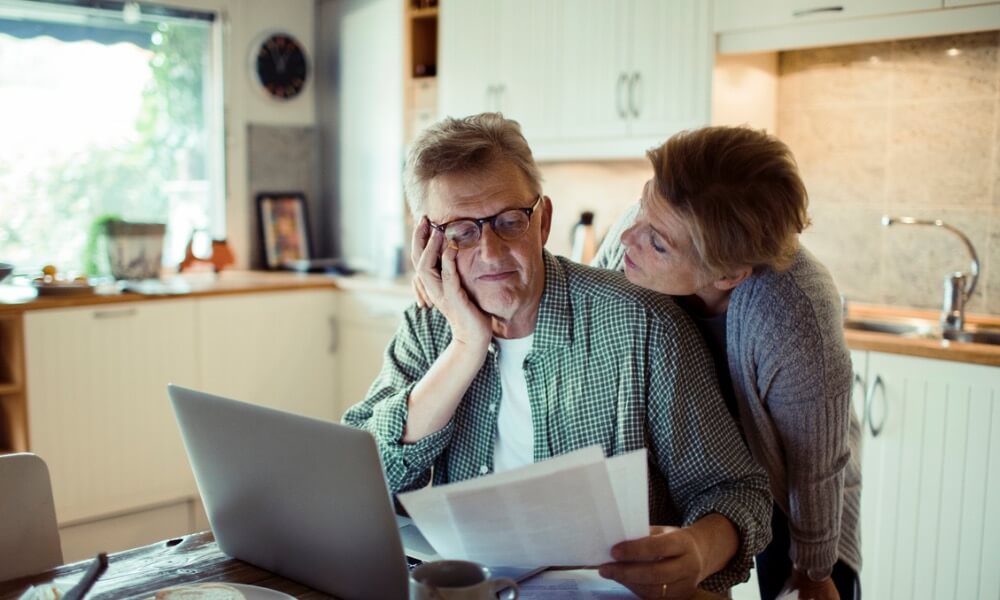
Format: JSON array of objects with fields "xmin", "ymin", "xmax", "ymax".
[{"xmin": 478, "ymin": 224, "xmax": 507, "ymax": 261}]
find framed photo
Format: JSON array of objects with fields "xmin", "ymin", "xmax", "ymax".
[{"xmin": 257, "ymin": 192, "xmax": 311, "ymax": 269}]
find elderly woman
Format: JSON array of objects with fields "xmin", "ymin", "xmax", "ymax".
[{"xmin": 592, "ymin": 126, "xmax": 861, "ymax": 600}]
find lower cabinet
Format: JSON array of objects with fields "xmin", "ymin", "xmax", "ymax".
[
  {"xmin": 196, "ymin": 289, "xmax": 339, "ymax": 421},
  {"xmin": 335, "ymin": 289, "xmax": 414, "ymax": 419},
  {"xmin": 853, "ymin": 351, "xmax": 1000, "ymax": 599},
  {"xmin": 22, "ymin": 288, "xmax": 341, "ymax": 561}
]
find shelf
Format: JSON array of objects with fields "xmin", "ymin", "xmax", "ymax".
[{"xmin": 410, "ymin": 6, "xmax": 438, "ymax": 19}]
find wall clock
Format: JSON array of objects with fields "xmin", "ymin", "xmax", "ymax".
[{"xmin": 253, "ymin": 32, "xmax": 308, "ymax": 100}]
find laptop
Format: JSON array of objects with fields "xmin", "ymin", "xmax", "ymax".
[{"xmin": 167, "ymin": 384, "xmax": 541, "ymax": 600}]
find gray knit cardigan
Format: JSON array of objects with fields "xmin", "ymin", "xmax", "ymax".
[{"xmin": 593, "ymin": 206, "xmax": 862, "ymax": 577}]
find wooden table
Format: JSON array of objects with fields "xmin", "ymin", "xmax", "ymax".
[
  {"xmin": 0, "ymin": 532, "xmax": 332, "ymax": 600},
  {"xmin": 0, "ymin": 532, "xmax": 732, "ymax": 600}
]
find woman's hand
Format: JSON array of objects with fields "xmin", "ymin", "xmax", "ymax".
[
  {"xmin": 598, "ymin": 526, "xmax": 708, "ymax": 599},
  {"xmin": 411, "ymin": 217, "xmax": 491, "ymax": 349},
  {"xmin": 782, "ymin": 569, "xmax": 840, "ymax": 600}
]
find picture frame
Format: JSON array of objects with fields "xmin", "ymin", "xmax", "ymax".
[{"xmin": 256, "ymin": 192, "xmax": 311, "ymax": 269}]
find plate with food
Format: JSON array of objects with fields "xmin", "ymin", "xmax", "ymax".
[
  {"xmin": 31, "ymin": 265, "xmax": 96, "ymax": 297},
  {"xmin": 151, "ymin": 583, "xmax": 294, "ymax": 600}
]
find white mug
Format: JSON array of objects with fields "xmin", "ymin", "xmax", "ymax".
[{"xmin": 409, "ymin": 560, "xmax": 519, "ymax": 600}]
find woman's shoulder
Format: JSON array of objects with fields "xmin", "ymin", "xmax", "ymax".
[{"xmin": 733, "ymin": 246, "xmax": 843, "ymax": 328}]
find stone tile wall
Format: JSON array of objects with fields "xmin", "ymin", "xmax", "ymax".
[{"xmin": 781, "ymin": 31, "xmax": 1000, "ymax": 314}]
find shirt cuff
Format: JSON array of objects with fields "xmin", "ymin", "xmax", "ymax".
[
  {"xmin": 789, "ymin": 537, "xmax": 839, "ymax": 581},
  {"xmin": 370, "ymin": 384, "xmax": 455, "ymax": 473},
  {"xmin": 683, "ymin": 493, "xmax": 772, "ymax": 593}
]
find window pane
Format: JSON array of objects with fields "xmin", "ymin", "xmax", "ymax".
[{"xmin": 0, "ymin": 0, "xmax": 223, "ymax": 275}]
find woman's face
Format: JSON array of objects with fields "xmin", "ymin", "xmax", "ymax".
[{"xmin": 620, "ymin": 179, "xmax": 715, "ymax": 297}]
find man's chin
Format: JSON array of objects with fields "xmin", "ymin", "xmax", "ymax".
[{"xmin": 470, "ymin": 289, "xmax": 519, "ymax": 321}]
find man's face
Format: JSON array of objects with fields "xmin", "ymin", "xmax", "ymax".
[
  {"xmin": 620, "ymin": 179, "xmax": 712, "ymax": 296},
  {"xmin": 425, "ymin": 160, "xmax": 551, "ymax": 329}
]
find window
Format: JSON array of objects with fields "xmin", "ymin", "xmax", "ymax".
[{"xmin": 0, "ymin": 0, "xmax": 224, "ymax": 274}]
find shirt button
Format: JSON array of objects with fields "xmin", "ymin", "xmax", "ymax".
[
  {"xmin": 488, "ymin": 403, "xmax": 497, "ymax": 413},
  {"xmin": 479, "ymin": 465, "xmax": 489, "ymax": 475}
]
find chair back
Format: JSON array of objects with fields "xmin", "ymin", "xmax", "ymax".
[{"xmin": 0, "ymin": 453, "xmax": 62, "ymax": 581}]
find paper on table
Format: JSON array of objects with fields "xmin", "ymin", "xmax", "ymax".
[
  {"xmin": 518, "ymin": 569, "xmax": 635, "ymax": 599},
  {"xmin": 398, "ymin": 446, "xmax": 648, "ymax": 568}
]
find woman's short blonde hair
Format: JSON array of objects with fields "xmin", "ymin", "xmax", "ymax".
[
  {"xmin": 647, "ymin": 125, "xmax": 810, "ymax": 275},
  {"xmin": 404, "ymin": 113, "xmax": 543, "ymax": 217}
]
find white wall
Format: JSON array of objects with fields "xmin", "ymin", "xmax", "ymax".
[{"xmin": 158, "ymin": 0, "xmax": 318, "ymax": 268}]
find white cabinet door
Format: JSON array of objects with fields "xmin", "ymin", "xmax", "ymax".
[
  {"xmin": 24, "ymin": 301, "xmax": 200, "ymax": 524},
  {"xmin": 945, "ymin": 0, "xmax": 999, "ymax": 5},
  {"xmin": 860, "ymin": 352, "xmax": 1000, "ymax": 600},
  {"xmin": 196, "ymin": 290, "xmax": 338, "ymax": 422},
  {"xmin": 495, "ymin": 0, "xmax": 562, "ymax": 144},
  {"xmin": 438, "ymin": 0, "xmax": 497, "ymax": 118},
  {"xmin": 714, "ymin": 0, "xmax": 942, "ymax": 32},
  {"xmin": 556, "ymin": 0, "xmax": 631, "ymax": 143},
  {"xmin": 336, "ymin": 291, "xmax": 413, "ymax": 419},
  {"xmin": 629, "ymin": 0, "xmax": 712, "ymax": 139}
]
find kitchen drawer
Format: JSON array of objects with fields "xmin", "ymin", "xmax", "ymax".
[{"xmin": 337, "ymin": 290, "xmax": 413, "ymax": 326}]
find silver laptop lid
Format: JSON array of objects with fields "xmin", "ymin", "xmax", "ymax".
[{"xmin": 168, "ymin": 384, "xmax": 409, "ymax": 600}]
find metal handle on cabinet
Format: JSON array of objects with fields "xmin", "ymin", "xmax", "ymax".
[
  {"xmin": 852, "ymin": 372, "xmax": 867, "ymax": 428},
  {"xmin": 93, "ymin": 308, "xmax": 137, "ymax": 319},
  {"xmin": 865, "ymin": 374, "xmax": 886, "ymax": 438},
  {"xmin": 328, "ymin": 316, "xmax": 338, "ymax": 354},
  {"xmin": 793, "ymin": 5, "xmax": 844, "ymax": 17},
  {"xmin": 616, "ymin": 73, "xmax": 628, "ymax": 119},
  {"xmin": 629, "ymin": 72, "xmax": 642, "ymax": 119}
]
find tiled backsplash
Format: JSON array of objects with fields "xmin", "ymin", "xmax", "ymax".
[
  {"xmin": 541, "ymin": 31, "xmax": 1000, "ymax": 316},
  {"xmin": 781, "ymin": 31, "xmax": 1000, "ymax": 315}
]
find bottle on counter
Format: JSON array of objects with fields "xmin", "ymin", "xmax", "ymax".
[{"xmin": 570, "ymin": 211, "xmax": 597, "ymax": 265}]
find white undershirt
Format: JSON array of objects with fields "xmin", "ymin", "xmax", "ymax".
[{"xmin": 492, "ymin": 334, "xmax": 535, "ymax": 473}]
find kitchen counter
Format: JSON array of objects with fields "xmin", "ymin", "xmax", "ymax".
[
  {"xmin": 0, "ymin": 270, "xmax": 414, "ymax": 315},
  {"xmin": 845, "ymin": 303, "xmax": 1000, "ymax": 367}
]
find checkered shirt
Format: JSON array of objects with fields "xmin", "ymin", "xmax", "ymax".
[{"xmin": 343, "ymin": 251, "xmax": 771, "ymax": 591}]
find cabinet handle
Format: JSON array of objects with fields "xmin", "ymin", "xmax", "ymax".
[
  {"xmin": 93, "ymin": 308, "xmax": 137, "ymax": 319},
  {"xmin": 328, "ymin": 316, "xmax": 339, "ymax": 354},
  {"xmin": 865, "ymin": 374, "xmax": 886, "ymax": 438},
  {"xmin": 793, "ymin": 5, "xmax": 844, "ymax": 17},
  {"xmin": 852, "ymin": 372, "xmax": 867, "ymax": 428},
  {"xmin": 616, "ymin": 73, "xmax": 628, "ymax": 119},
  {"xmin": 629, "ymin": 72, "xmax": 642, "ymax": 119}
]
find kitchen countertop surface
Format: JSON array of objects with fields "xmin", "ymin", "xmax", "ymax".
[{"xmin": 1, "ymin": 273, "xmax": 997, "ymax": 366}]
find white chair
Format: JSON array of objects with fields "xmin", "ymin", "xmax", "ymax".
[{"xmin": 0, "ymin": 453, "xmax": 63, "ymax": 581}]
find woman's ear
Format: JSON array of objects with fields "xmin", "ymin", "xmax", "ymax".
[{"xmin": 712, "ymin": 266, "xmax": 752, "ymax": 291}]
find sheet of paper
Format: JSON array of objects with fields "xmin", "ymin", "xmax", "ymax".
[
  {"xmin": 518, "ymin": 569, "xmax": 635, "ymax": 599},
  {"xmin": 398, "ymin": 446, "xmax": 649, "ymax": 568}
]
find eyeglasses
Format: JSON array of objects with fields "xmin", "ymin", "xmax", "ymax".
[{"xmin": 430, "ymin": 195, "xmax": 542, "ymax": 250}]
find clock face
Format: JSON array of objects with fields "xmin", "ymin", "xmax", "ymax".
[{"xmin": 254, "ymin": 33, "xmax": 308, "ymax": 100}]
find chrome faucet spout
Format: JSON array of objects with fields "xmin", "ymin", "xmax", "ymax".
[{"xmin": 880, "ymin": 216, "xmax": 980, "ymax": 299}]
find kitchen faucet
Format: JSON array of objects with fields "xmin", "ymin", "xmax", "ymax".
[{"xmin": 881, "ymin": 216, "xmax": 980, "ymax": 335}]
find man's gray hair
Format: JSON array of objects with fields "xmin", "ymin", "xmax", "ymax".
[{"xmin": 403, "ymin": 113, "xmax": 543, "ymax": 218}]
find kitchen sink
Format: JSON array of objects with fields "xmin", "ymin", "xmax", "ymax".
[
  {"xmin": 843, "ymin": 318, "xmax": 937, "ymax": 339},
  {"xmin": 844, "ymin": 318, "xmax": 1000, "ymax": 346}
]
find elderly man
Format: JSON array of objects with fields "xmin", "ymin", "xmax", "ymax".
[{"xmin": 343, "ymin": 113, "xmax": 770, "ymax": 599}]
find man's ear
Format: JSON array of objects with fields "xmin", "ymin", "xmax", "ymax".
[
  {"xmin": 712, "ymin": 266, "xmax": 751, "ymax": 291},
  {"xmin": 539, "ymin": 195, "xmax": 553, "ymax": 246}
]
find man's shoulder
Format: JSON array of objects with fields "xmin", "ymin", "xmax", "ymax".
[{"xmin": 557, "ymin": 256, "xmax": 688, "ymax": 325}]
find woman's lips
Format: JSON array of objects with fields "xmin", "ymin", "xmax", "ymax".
[{"xmin": 623, "ymin": 253, "xmax": 638, "ymax": 271}]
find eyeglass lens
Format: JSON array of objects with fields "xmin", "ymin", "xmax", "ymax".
[{"xmin": 445, "ymin": 210, "xmax": 531, "ymax": 249}]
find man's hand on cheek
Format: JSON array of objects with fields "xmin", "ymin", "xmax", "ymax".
[{"xmin": 412, "ymin": 218, "xmax": 492, "ymax": 350}]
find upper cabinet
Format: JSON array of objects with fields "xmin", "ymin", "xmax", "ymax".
[
  {"xmin": 714, "ymin": 0, "xmax": 941, "ymax": 32},
  {"xmin": 439, "ymin": 0, "xmax": 561, "ymax": 144},
  {"xmin": 439, "ymin": 0, "xmax": 712, "ymax": 160},
  {"xmin": 715, "ymin": 0, "xmax": 1000, "ymax": 54}
]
